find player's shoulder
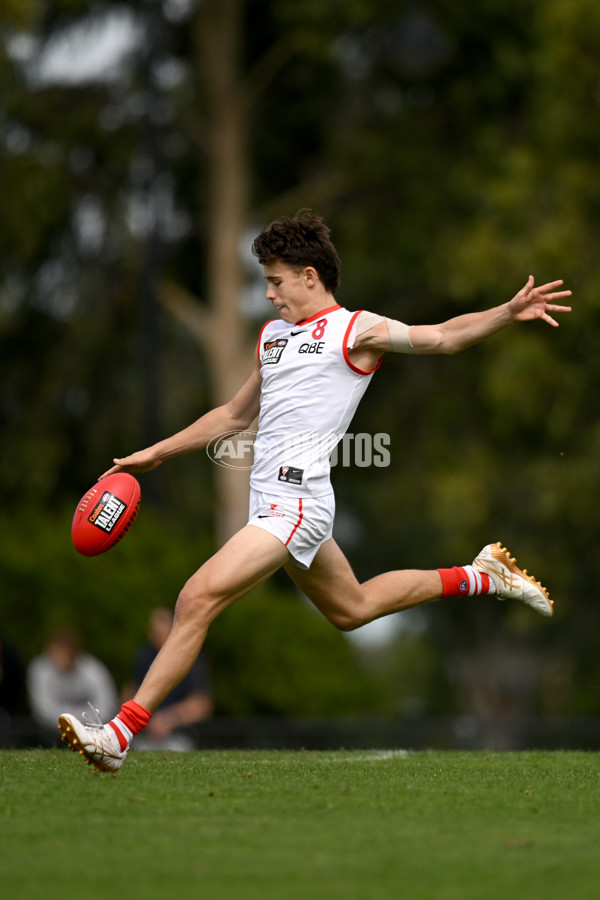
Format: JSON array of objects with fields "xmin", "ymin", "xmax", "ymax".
[{"xmin": 259, "ymin": 318, "xmax": 285, "ymax": 337}]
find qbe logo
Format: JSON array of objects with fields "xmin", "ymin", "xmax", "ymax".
[{"xmin": 298, "ymin": 341, "xmax": 324, "ymax": 355}]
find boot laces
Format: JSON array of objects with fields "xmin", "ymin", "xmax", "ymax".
[{"xmin": 81, "ymin": 702, "xmax": 104, "ymax": 730}]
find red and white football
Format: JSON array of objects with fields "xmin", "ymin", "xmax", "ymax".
[{"xmin": 71, "ymin": 472, "xmax": 141, "ymax": 556}]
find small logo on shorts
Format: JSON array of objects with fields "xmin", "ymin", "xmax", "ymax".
[
  {"xmin": 278, "ymin": 466, "xmax": 303, "ymax": 485},
  {"xmin": 257, "ymin": 503, "xmax": 285, "ymax": 519}
]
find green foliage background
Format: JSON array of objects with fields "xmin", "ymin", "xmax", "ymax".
[{"xmin": 1, "ymin": 0, "xmax": 598, "ymax": 722}]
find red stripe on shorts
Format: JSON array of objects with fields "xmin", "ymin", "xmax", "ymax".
[{"xmin": 285, "ymin": 499, "xmax": 303, "ymax": 546}]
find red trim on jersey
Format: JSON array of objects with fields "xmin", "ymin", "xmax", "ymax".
[
  {"xmin": 285, "ymin": 499, "xmax": 304, "ymax": 546},
  {"xmin": 295, "ymin": 304, "xmax": 341, "ymax": 326},
  {"xmin": 257, "ymin": 319, "xmax": 275, "ymax": 360},
  {"xmin": 342, "ymin": 310, "xmax": 383, "ymax": 375}
]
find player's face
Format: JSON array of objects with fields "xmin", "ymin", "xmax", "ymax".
[{"xmin": 263, "ymin": 262, "xmax": 318, "ymax": 323}]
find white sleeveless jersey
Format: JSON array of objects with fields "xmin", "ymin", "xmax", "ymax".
[{"xmin": 252, "ymin": 304, "xmax": 381, "ymax": 498}]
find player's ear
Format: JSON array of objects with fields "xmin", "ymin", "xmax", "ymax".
[{"xmin": 303, "ymin": 266, "xmax": 318, "ymax": 287}]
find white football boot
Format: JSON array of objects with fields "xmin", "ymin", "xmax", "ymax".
[
  {"xmin": 472, "ymin": 542, "xmax": 554, "ymax": 617},
  {"xmin": 58, "ymin": 705, "xmax": 127, "ymax": 773}
]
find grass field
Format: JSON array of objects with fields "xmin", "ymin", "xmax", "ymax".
[{"xmin": 1, "ymin": 748, "xmax": 599, "ymax": 900}]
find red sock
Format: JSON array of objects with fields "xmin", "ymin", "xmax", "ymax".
[
  {"xmin": 108, "ymin": 700, "xmax": 152, "ymax": 751},
  {"xmin": 438, "ymin": 565, "xmax": 492, "ymax": 598}
]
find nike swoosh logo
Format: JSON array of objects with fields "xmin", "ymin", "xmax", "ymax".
[{"xmin": 290, "ymin": 329, "xmax": 307, "ymax": 336}]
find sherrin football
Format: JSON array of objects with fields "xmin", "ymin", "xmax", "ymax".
[{"xmin": 71, "ymin": 472, "xmax": 141, "ymax": 556}]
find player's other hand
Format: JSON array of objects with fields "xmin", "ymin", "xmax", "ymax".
[
  {"xmin": 509, "ymin": 276, "xmax": 572, "ymax": 327},
  {"xmin": 100, "ymin": 450, "xmax": 162, "ymax": 479}
]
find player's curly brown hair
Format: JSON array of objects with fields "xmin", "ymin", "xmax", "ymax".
[{"xmin": 251, "ymin": 209, "xmax": 341, "ymax": 294}]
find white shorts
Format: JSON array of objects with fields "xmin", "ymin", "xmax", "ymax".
[{"xmin": 247, "ymin": 488, "xmax": 335, "ymax": 570}]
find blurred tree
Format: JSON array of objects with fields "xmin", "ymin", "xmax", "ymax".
[{"xmin": 329, "ymin": 0, "xmax": 599, "ymax": 719}]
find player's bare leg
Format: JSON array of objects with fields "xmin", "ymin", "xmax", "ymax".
[
  {"xmin": 285, "ymin": 538, "xmax": 552, "ymax": 631},
  {"xmin": 285, "ymin": 538, "xmax": 443, "ymax": 631},
  {"xmin": 59, "ymin": 526, "xmax": 290, "ymax": 770},
  {"xmin": 133, "ymin": 525, "xmax": 290, "ymax": 712}
]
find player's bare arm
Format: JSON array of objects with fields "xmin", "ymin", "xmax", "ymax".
[
  {"xmin": 352, "ymin": 277, "xmax": 572, "ymax": 367},
  {"xmin": 409, "ymin": 277, "xmax": 572, "ymax": 355},
  {"xmin": 101, "ymin": 361, "xmax": 262, "ymax": 478}
]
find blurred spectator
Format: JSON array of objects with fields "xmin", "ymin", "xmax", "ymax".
[
  {"xmin": 126, "ymin": 606, "xmax": 213, "ymax": 751},
  {"xmin": 27, "ymin": 629, "xmax": 119, "ymax": 746},
  {"xmin": 0, "ymin": 631, "xmax": 28, "ymax": 746}
]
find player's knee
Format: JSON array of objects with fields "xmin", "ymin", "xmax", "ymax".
[
  {"xmin": 328, "ymin": 609, "xmax": 364, "ymax": 632},
  {"xmin": 174, "ymin": 585, "xmax": 201, "ymax": 625},
  {"xmin": 175, "ymin": 577, "xmax": 222, "ymax": 627}
]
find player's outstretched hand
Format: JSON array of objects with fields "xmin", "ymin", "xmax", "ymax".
[
  {"xmin": 509, "ymin": 276, "xmax": 572, "ymax": 327},
  {"xmin": 100, "ymin": 450, "xmax": 162, "ymax": 479}
]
